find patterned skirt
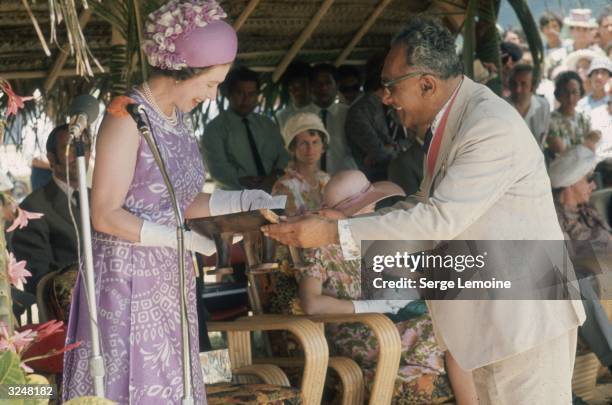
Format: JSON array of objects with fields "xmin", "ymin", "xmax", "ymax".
[{"xmin": 62, "ymin": 236, "xmax": 206, "ymax": 404}]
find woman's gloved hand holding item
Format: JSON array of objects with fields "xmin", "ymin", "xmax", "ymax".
[
  {"xmin": 209, "ymin": 189, "xmax": 287, "ymax": 216},
  {"xmin": 139, "ymin": 220, "xmax": 217, "ymax": 256}
]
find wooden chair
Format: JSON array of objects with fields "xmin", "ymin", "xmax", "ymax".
[
  {"xmin": 206, "ymin": 315, "xmax": 329, "ymax": 405},
  {"xmin": 253, "ymin": 313, "xmax": 402, "ymax": 405},
  {"xmin": 64, "ymin": 316, "xmax": 327, "ymax": 404},
  {"xmin": 188, "ymin": 212, "xmax": 402, "ymax": 404}
]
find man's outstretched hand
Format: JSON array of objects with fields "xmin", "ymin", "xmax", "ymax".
[{"xmin": 261, "ymin": 215, "xmax": 340, "ymax": 248}]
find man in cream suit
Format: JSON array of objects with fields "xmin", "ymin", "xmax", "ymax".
[{"xmin": 263, "ymin": 18, "xmax": 585, "ymax": 404}]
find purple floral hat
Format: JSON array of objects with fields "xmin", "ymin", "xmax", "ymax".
[{"xmin": 143, "ymin": 0, "xmax": 238, "ymax": 71}]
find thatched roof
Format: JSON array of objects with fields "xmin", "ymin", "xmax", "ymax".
[{"xmin": 0, "ymin": 0, "xmax": 473, "ymax": 84}]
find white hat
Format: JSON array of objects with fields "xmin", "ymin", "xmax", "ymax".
[
  {"xmin": 282, "ymin": 112, "xmax": 330, "ymax": 149},
  {"xmin": 323, "ymin": 170, "xmax": 405, "ymax": 216},
  {"xmin": 563, "ymin": 49, "xmax": 599, "ymax": 72},
  {"xmin": 587, "ymin": 57, "xmax": 612, "ymax": 76},
  {"xmin": 548, "ymin": 145, "xmax": 597, "ymax": 188},
  {"xmin": 564, "ymin": 9, "xmax": 598, "ymax": 29}
]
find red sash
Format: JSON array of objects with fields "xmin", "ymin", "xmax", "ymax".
[{"xmin": 426, "ymin": 88, "xmax": 461, "ymax": 175}]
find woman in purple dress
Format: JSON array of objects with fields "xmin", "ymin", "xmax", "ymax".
[{"xmin": 62, "ymin": 1, "xmax": 279, "ymax": 403}]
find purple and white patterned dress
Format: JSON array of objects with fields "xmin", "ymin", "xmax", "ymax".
[{"xmin": 63, "ymin": 90, "xmax": 206, "ymax": 404}]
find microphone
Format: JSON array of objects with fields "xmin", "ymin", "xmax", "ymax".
[
  {"xmin": 126, "ymin": 103, "xmax": 148, "ymax": 132},
  {"xmin": 68, "ymin": 95, "xmax": 100, "ymax": 139}
]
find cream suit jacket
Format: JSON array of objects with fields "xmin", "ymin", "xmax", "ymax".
[{"xmin": 345, "ymin": 77, "xmax": 585, "ymax": 370}]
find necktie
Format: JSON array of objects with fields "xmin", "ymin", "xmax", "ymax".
[
  {"xmin": 422, "ymin": 127, "xmax": 433, "ymax": 154},
  {"xmin": 319, "ymin": 109, "xmax": 328, "ymax": 171},
  {"xmin": 385, "ymin": 106, "xmax": 399, "ymax": 141},
  {"xmin": 72, "ymin": 190, "xmax": 80, "ymax": 209},
  {"xmin": 242, "ymin": 118, "xmax": 266, "ymax": 176}
]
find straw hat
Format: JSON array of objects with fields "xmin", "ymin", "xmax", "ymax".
[
  {"xmin": 564, "ymin": 9, "xmax": 598, "ymax": 29},
  {"xmin": 323, "ymin": 170, "xmax": 405, "ymax": 216},
  {"xmin": 282, "ymin": 112, "xmax": 330, "ymax": 149}
]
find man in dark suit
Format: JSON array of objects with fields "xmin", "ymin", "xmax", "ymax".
[{"xmin": 12, "ymin": 124, "xmax": 91, "ymax": 294}]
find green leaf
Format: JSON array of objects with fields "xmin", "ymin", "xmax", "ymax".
[
  {"xmin": 24, "ymin": 374, "xmax": 50, "ymax": 405},
  {"xmin": 64, "ymin": 396, "xmax": 117, "ymax": 405},
  {"xmin": 0, "ymin": 350, "xmax": 27, "ymax": 385},
  {"xmin": 0, "ymin": 350, "xmax": 26, "ymax": 405}
]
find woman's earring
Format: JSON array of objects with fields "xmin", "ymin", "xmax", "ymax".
[{"xmin": 175, "ymin": 80, "xmax": 180, "ymax": 86}]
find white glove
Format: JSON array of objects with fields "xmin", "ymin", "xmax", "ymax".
[
  {"xmin": 139, "ymin": 220, "xmax": 216, "ymax": 256},
  {"xmin": 352, "ymin": 300, "xmax": 413, "ymax": 314},
  {"xmin": 209, "ymin": 189, "xmax": 287, "ymax": 216}
]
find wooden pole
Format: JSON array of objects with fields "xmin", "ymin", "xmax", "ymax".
[
  {"xmin": 133, "ymin": 0, "xmax": 148, "ymax": 83},
  {"xmin": 462, "ymin": 0, "xmax": 478, "ymax": 80},
  {"xmin": 233, "ymin": 0, "xmax": 261, "ymax": 32},
  {"xmin": 2, "ymin": 66, "xmax": 108, "ymax": 80},
  {"xmin": 272, "ymin": 0, "xmax": 336, "ymax": 83},
  {"xmin": 43, "ymin": 9, "xmax": 93, "ymax": 92},
  {"xmin": 0, "ymin": 218, "xmax": 11, "ymax": 334},
  {"xmin": 334, "ymin": 0, "xmax": 392, "ymax": 66}
]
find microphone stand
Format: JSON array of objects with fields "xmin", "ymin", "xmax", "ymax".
[
  {"xmin": 128, "ymin": 104, "xmax": 194, "ymax": 405},
  {"xmin": 70, "ymin": 132, "xmax": 105, "ymax": 398}
]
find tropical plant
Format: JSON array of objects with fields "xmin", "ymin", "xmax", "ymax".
[{"xmin": 0, "ymin": 200, "xmax": 81, "ymax": 404}]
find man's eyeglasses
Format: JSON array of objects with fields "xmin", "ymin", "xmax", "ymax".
[{"xmin": 381, "ymin": 71, "xmax": 428, "ymax": 93}]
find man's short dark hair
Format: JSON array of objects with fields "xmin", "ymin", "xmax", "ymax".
[
  {"xmin": 364, "ymin": 51, "xmax": 387, "ymax": 92},
  {"xmin": 390, "ymin": 17, "xmax": 463, "ymax": 79},
  {"xmin": 554, "ymin": 71, "xmax": 584, "ymax": 101},
  {"xmin": 337, "ymin": 65, "xmax": 362, "ymax": 82},
  {"xmin": 282, "ymin": 61, "xmax": 312, "ymax": 86},
  {"xmin": 46, "ymin": 124, "xmax": 69, "ymax": 157},
  {"xmin": 597, "ymin": 6, "xmax": 611, "ymax": 26},
  {"xmin": 311, "ymin": 63, "xmax": 338, "ymax": 82},
  {"xmin": 539, "ymin": 11, "xmax": 563, "ymax": 30},
  {"xmin": 509, "ymin": 64, "xmax": 535, "ymax": 85},
  {"xmin": 223, "ymin": 66, "xmax": 260, "ymax": 95},
  {"xmin": 46, "ymin": 124, "xmax": 90, "ymax": 158}
]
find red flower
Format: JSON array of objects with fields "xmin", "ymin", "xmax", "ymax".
[
  {"xmin": 0, "ymin": 80, "xmax": 34, "ymax": 117},
  {"xmin": 107, "ymin": 95, "xmax": 136, "ymax": 118},
  {"xmin": 33, "ymin": 320, "xmax": 64, "ymax": 341}
]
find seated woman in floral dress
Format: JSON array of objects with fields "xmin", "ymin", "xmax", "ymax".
[
  {"xmin": 546, "ymin": 71, "xmax": 593, "ymax": 160},
  {"xmin": 297, "ymin": 170, "xmax": 478, "ymax": 404},
  {"xmin": 271, "ymin": 112, "xmax": 331, "ymax": 216},
  {"xmin": 264, "ymin": 112, "xmax": 331, "ymax": 337}
]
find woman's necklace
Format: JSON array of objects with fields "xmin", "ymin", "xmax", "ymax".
[{"xmin": 141, "ymin": 82, "xmax": 178, "ymax": 126}]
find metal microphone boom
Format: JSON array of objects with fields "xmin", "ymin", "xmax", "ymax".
[{"xmin": 126, "ymin": 103, "xmax": 195, "ymax": 405}]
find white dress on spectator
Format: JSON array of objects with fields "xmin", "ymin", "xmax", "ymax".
[
  {"xmin": 577, "ymin": 94, "xmax": 610, "ymax": 115},
  {"xmin": 590, "ymin": 104, "xmax": 612, "ymax": 160},
  {"xmin": 519, "ymin": 95, "xmax": 551, "ymax": 147}
]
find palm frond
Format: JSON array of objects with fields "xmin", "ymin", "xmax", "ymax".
[
  {"xmin": 476, "ymin": 0, "xmax": 502, "ymax": 95},
  {"xmin": 507, "ymin": 0, "xmax": 544, "ymax": 87}
]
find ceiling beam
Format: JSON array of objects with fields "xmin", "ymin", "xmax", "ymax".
[
  {"xmin": 272, "ymin": 0, "xmax": 336, "ymax": 83},
  {"xmin": 334, "ymin": 0, "xmax": 393, "ymax": 66},
  {"xmin": 43, "ymin": 9, "xmax": 93, "ymax": 92},
  {"xmin": 233, "ymin": 0, "xmax": 261, "ymax": 31},
  {"xmin": 1, "ymin": 66, "xmax": 108, "ymax": 80}
]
